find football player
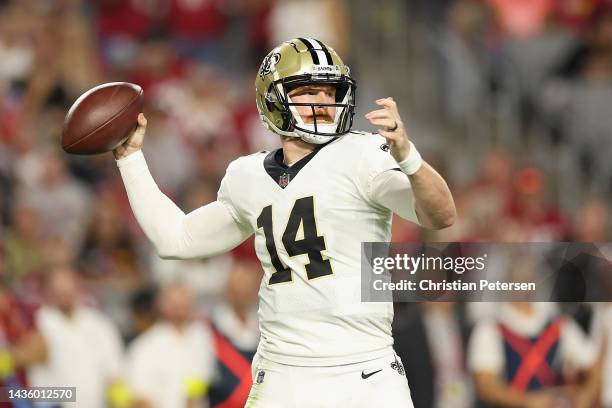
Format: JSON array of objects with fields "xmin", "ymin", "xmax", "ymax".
[{"xmin": 114, "ymin": 38, "xmax": 455, "ymax": 407}]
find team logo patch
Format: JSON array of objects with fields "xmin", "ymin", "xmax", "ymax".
[
  {"xmin": 279, "ymin": 173, "xmax": 291, "ymax": 188},
  {"xmin": 259, "ymin": 53, "xmax": 281, "ymax": 79},
  {"xmin": 380, "ymin": 143, "xmax": 390, "ymax": 152},
  {"xmin": 256, "ymin": 370, "xmax": 266, "ymax": 384},
  {"xmin": 391, "ymin": 358, "xmax": 405, "ymax": 376}
]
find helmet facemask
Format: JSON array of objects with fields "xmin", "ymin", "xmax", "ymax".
[{"xmin": 283, "ymin": 78, "xmax": 355, "ymax": 144}]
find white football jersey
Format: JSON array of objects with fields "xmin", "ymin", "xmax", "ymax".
[{"xmin": 218, "ymin": 131, "xmax": 415, "ymax": 366}]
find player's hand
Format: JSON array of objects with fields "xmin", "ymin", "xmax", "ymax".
[
  {"xmin": 365, "ymin": 97, "xmax": 411, "ymax": 162},
  {"xmin": 113, "ymin": 113, "xmax": 147, "ymax": 160}
]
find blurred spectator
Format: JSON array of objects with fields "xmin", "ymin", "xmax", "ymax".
[
  {"xmin": 149, "ymin": 179, "xmax": 234, "ymax": 305},
  {"xmin": 95, "ymin": 0, "xmax": 164, "ymax": 40},
  {"xmin": 592, "ymin": 302, "xmax": 612, "ymax": 407},
  {"xmin": 571, "ymin": 197, "xmax": 609, "ymax": 241},
  {"xmin": 140, "ymin": 103, "xmax": 196, "ymax": 196},
  {"xmin": 468, "ymin": 302, "xmax": 600, "ymax": 408},
  {"xmin": 438, "ymin": 0, "xmax": 491, "ymax": 128},
  {"xmin": 168, "ymin": 0, "xmax": 227, "ymax": 63},
  {"xmin": 487, "ymin": 0, "xmax": 553, "ymax": 39},
  {"xmin": 505, "ymin": 167, "xmax": 569, "ymax": 241},
  {"xmin": 80, "ymin": 188, "xmax": 141, "ymax": 280},
  {"xmin": 394, "ymin": 302, "xmax": 473, "ymax": 408},
  {"xmin": 16, "ymin": 148, "xmax": 92, "ymax": 252},
  {"xmin": 80, "ymin": 187, "xmax": 145, "ymax": 335},
  {"xmin": 455, "ymin": 147, "xmax": 516, "ymax": 241},
  {"xmin": 126, "ymin": 282, "xmax": 215, "ymax": 408},
  {"xmin": 0, "ymin": 4, "xmax": 34, "ymax": 85},
  {"xmin": 0, "ymin": 284, "xmax": 46, "ymax": 405},
  {"xmin": 3, "ymin": 202, "xmax": 45, "ymax": 283},
  {"xmin": 208, "ymin": 255, "xmax": 260, "ymax": 408},
  {"xmin": 27, "ymin": 266, "xmax": 127, "ymax": 408},
  {"xmin": 55, "ymin": 0, "xmax": 103, "ymax": 94},
  {"xmin": 558, "ymin": 23, "xmax": 612, "ymax": 190},
  {"xmin": 125, "ymin": 287, "xmax": 157, "ymax": 343},
  {"xmin": 552, "ymin": 8, "xmax": 612, "ymax": 81},
  {"xmin": 553, "ymin": 0, "xmax": 603, "ymax": 34},
  {"xmin": 126, "ymin": 36, "xmax": 187, "ymax": 94},
  {"xmin": 268, "ymin": 0, "xmax": 350, "ymax": 57},
  {"xmin": 95, "ymin": 0, "xmax": 167, "ymax": 72},
  {"xmin": 154, "ymin": 63, "xmax": 237, "ymax": 147}
]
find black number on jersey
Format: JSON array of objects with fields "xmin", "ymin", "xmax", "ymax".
[{"xmin": 257, "ymin": 196, "xmax": 333, "ymax": 285}]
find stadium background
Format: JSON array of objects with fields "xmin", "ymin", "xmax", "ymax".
[{"xmin": 0, "ymin": 0, "xmax": 611, "ymax": 407}]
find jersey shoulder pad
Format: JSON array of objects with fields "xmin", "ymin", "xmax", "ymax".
[
  {"xmin": 226, "ymin": 150, "xmax": 267, "ymax": 174},
  {"xmin": 344, "ymin": 130, "xmax": 391, "ymax": 154}
]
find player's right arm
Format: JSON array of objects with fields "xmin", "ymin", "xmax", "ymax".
[{"xmin": 114, "ymin": 114, "xmax": 253, "ymax": 259}]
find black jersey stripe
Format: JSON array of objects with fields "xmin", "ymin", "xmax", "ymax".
[{"xmin": 298, "ymin": 37, "xmax": 320, "ymax": 65}]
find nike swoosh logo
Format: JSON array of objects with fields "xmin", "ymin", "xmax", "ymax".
[{"xmin": 361, "ymin": 369, "xmax": 382, "ymax": 379}]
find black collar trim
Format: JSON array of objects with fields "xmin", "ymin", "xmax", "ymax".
[{"xmin": 263, "ymin": 140, "xmax": 333, "ymax": 188}]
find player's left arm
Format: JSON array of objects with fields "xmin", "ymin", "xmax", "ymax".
[{"xmin": 366, "ymin": 97, "xmax": 456, "ymax": 229}]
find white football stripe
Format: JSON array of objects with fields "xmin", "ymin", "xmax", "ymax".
[{"xmin": 304, "ymin": 38, "xmax": 329, "ymax": 65}]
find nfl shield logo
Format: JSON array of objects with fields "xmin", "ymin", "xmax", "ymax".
[
  {"xmin": 279, "ymin": 173, "xmax": 291, "ymax": 188},
  {"xmin": 256, "ymin": 370, "xmax": 266, "ymax": 384}
]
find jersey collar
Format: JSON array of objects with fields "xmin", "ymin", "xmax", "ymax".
[{"xmin": 263, "ymin": 139, "xmax": 334, "ymax": 188}]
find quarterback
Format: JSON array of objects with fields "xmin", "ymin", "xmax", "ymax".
[{"xmin": 114, "ymin": 38, "xmax": 455, "ymax": 407}]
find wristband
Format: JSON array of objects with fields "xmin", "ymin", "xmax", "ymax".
[{"xmin": 397, "ymin": 141, "xmax": 423, "ymax": 175}]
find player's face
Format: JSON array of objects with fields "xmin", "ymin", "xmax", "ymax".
[{"xmin": 288, "ymin": 84, "xmax": 336, "ymax": 124}]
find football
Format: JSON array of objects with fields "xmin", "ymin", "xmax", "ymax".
[{"xmin": 61, "ymin": 82, "xmax": 144, "ymax": 155}]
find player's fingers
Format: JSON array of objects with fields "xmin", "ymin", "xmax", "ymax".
[
  {"xmin": 366, "ymin": 117, "xmax": 396, "ymax": 130},
  {"xmin": 375, "ymin": 98, "xmax": 401, "ymax": 120},
  {"xmin": 364, "ymin": 109, "xmax": 390, "ymax": 120},
  {"xmin": 132, "ymin": 114, "xmax": 147, "ymax": 139},
  {"xmin": 375, "ymin": 97, "xmax": 397, "ymax": 110},
  {"xmin": 137, "ymin": 113, "xmax": 148, "ymax": 127}
]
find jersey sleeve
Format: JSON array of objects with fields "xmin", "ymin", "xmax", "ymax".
[
  {"xmin": 217, "ymin": 159, "xmax": 252, "ymax": 230},
  {"xmin": 370, "ymin": 171, "xmax": 419, "ymax": 223},
  {"xmin": 354, "ymin": 133, "xmax": 418, "ymax": 222},
  {"xmin": 117, "ymin": 151, "xmax": 251, "ymax": 259},
  {"xmin": 354, "ymin": 134, "xmax": 400, "ymax": 206}
]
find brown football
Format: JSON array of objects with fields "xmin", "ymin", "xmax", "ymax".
[{"xmin": 61, "ymin": 82, "xmax": 143, "ymax": 155}]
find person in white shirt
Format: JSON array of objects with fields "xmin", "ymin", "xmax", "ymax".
[
  {"xmin": 126, "ymin": 281, "xmax": 215, "ymax": 408},
  {"xmin": 468, "ymin": 302, "xmax": 601, "ymax": 408},
  {"xmin": 27, "ymin": 266, "xmax": 126, "ymax": 408}
]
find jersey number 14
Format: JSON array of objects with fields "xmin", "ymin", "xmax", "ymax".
[{"xmin": 257, "ymin": 196, "xmax": 333, "ymax": 285}]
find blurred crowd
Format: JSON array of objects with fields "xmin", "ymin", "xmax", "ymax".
[{"xmin": 0, "ymin": 0, "xmax": 610, "ymax": 407}]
